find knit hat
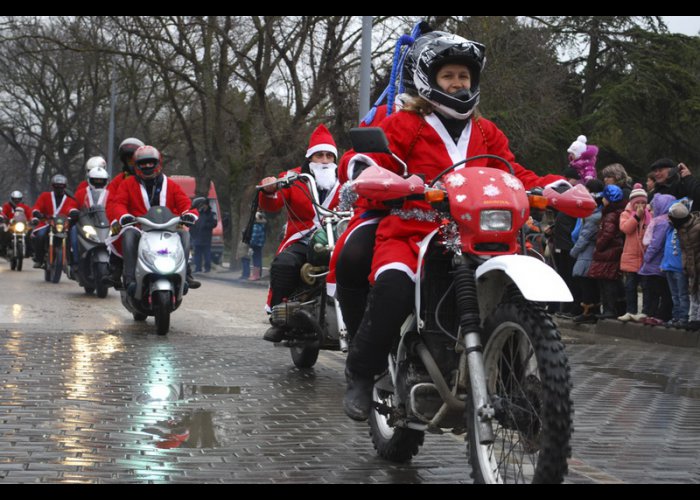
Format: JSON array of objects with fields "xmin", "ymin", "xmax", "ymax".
[
  {"xmin": 668, "ymin": 202, "xmax": 690, "ymax": 220},
  {"xmin": 567, "ymin": 135, "xmax": 588, "ymax": 160},
  {"xmin": 602, "ymin": 184, "xmax": 623, "ymax": 203},
  {"xmin": 629, "ymin": 183, "xmax": 647, "ymax": 203},
  {"xmin": 306, "ymin": 124, "xmax": 338, "ymax": 159}
]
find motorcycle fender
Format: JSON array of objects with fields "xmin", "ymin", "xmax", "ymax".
[
  {"xmin": 93, "ymin": 250, "xmax": 110, "ymax": 263},
  {"xmin": 150, "ymin": 278, "xmax": 175, "ymax": 294},
  {"xmin": 475, "ymin": 254, "xmax": 573, "ymax": 319}
]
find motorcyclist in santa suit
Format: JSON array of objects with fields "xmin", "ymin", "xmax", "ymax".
[
  {"xmin": 256, "ymin": 124, "xmax": 342, "ymax": 343},
  {"xmin": 106, "ymin": 145, "xmax": 201, "ymax": 295},
  {"xmin": 340, "ymin": 30, "xmax": 566, "ymax": 421},
  {"xmin": 0, "ymin": 190, "xmax": 33, "ymax": 257},
  {"xmin": 30, "ymin": 174, "xmax": 80, "ymax": 269}
]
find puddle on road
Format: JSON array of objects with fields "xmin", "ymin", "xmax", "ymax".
[
  {"xmin": 133, "ymin": 383, "xmax": 240, "ymax": 449},
  {"xmin": 584, "ymin": 363, "xmax": 700, "ymax": 400}
]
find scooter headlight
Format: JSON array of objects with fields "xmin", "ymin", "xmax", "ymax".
[
  {"xmin": 82, "ymin": 224, "xmax": 100, "ymax": 242},
  {"xmin": 480, "ymin": 210, "xmax": 512, "ymax": 232},
  {"xmin": 153, "ymin": 256, "xmax": 177, "ymax": 274}
]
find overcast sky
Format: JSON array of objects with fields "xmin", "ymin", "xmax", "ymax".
[{"xmin": 663, "ymin": 16, "xmax": 700, "ymax": 36}]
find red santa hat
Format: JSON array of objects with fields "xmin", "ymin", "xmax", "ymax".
[{"xmin": 306, "ymin": 124, "xmax": 338, "ymax": 159}]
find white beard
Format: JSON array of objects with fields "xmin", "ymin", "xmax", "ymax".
[{"xmin": 309, "ymin": 162, "xmax": 338, "ymax": 191}]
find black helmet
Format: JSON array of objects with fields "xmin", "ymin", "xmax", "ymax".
[
  {"xmin": 402, "ymin": 31, "xmax": 486, "ymax": 120},
  {"xmin": 118, "ymin": 137, "xmax": 145, "ymax": 172}
]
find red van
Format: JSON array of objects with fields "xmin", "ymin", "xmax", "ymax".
[{"xmin": 169, "ymin": 175, "xmax": 225, "ymax": 264}]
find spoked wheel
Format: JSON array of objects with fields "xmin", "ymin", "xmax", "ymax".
[
  {"xmin": 468, "ymin": 302, "xmax": 572, "ymax": 484},
  {"xmin": 369, "ymin": 384, "xmax": 425, "ymax": 463},
  {"xmin": 153, "ymin": 290, "xmax": 171, "ymax": 335}
]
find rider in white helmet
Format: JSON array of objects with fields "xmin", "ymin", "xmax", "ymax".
[{"xmin": 1, "ymin": 190, "xmax": 33, "ymax": 257}]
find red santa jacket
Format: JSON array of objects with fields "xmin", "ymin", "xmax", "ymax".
[
  {"xmin": 75, "ymin": 182, "xmax": 110, "ymax": 210},
  {"xmin": 2, "ymin": 201, "xmax": 33, "ymax": 221},
  {"xmin": 107, "ymin": 174, "xmax": 197, "ymax": 223},
  {"xmin": 350, "ymin": 111, "xmax": 564, "ymax": 284},
  {"xmin": 108, "ymin": 172, "xmax": 131, "ymax": 197},
  {"xmin": 258, "ymin": 166, "xmax": 341, "ymax": 254},
  {"xmin": 31, "ymin": 191, "xmax": 79, "ymax": 230}
]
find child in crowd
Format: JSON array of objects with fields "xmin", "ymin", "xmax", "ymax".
[
  {"xmin": 638, "ymin": 194, "xmax": 676, "ymax": 325},
  {"xmin": 567, "ymin": 135, "xmax": 599, "ymax": 183},
  {"xmin": 661, "ymin": 200, "xmax": 690, "ymax": 328},
  {"xmin": 668, "ymin": 202, "xmax": 700, "ymax": 331},
  {"xmin": 586, "ymin": 184, "xmax": 626, "ymax": 319},
  {"xmin": 617, "ymin": 184, "xmax": 652, "ymax": 322}
]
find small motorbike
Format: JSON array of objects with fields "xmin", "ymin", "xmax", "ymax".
[
  {"xmin": 256, "ymin": 172, "xmax": 353, "ymax": 369},
  {"xmin": 3, "ymin": 208, "xmax": 30, "ymax": 271},
  {"xmin": 347, "ymin": 127, "xmax": 595, "ymax": 484},
  {"xmin": 43, "ymin": 215, "xmax": 69, "ymax": 283},
  {"xmin": 118, "ymin": 206, "xmax": 190, "ymax": 336},
  {"xmin": 70, "ymin": 199, "xmax": 111, "ymax": 297}
]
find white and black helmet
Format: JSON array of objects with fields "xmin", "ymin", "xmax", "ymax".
[
  {"xmin": 87, "ymin": 166, "xmax": 109, "ymax": 189},
  {"xmin": 85, "ymin": 156, "xmax": 107, "ymax": 175},
  {"xmin": 10, "ymin": 190, "xmax": 22, "ymax": 204},
  {"xmin": 403, "ymin": 31, "xmax": 486, "ymax": 120}
]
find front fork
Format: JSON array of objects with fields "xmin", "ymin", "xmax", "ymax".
[
  {"xmin": 453, "ymin": 255, "xmax": 495, "ymax": 444},
  {"xmin": 48, "ymin": 231, "xmax": 66, "ymax": 266}
]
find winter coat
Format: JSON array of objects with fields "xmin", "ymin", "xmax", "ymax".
[
  {"xmin": 2, "ymin": 201, "xmax": 33, "ymax": 220},
  {"xmin": 639, "ymin": 194, "xmax": 676, "ymax": 277},
  {"xmin": 619, "ymin": 201, "xmax": 651, "ymax": 273},
  {"xmin": 570, "ymin": 207, "xmax": 602, "ymax": 278},
  {"xmin": 31, "ymin": 191, "xmax": 79, "ymax": 230},
  {"xmin": 258, "ymin": 166, "xmax": 341, "ymax": 255},
  {"xmin": 346, "ymin": 111, "xmax": 564, "ymax": 284},
  {"xmin": 661, "ymin": 226, "xmax": 684, "ymax": 273},
  {"xmin": 569, "ymin": 145, "xmax": 598, "ymax": 182},
  {"xmin": 190, "ymin": 207, "xmax": 217, "ymax": 246},
  {"xmin": 676, "ymin": 212, "xmax": 700, "ymax": 293},
  {"xmin": 587, "ymin": 199, "xmax": 626, "ymax": 280}
]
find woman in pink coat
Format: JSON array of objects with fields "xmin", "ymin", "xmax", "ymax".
[
  {"xmin": 342, "ymin": 31, "xmax": 565, "ymax": 421},
  {"xmin": 617, "ymin": 185, "xmax": 652, "ymax": 321}
]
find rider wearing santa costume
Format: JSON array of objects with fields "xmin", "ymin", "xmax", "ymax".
[
  {"xmin": 257, "ymin": 123, "xmax": 342, "ymax": 342},
  {"xmin": 105, "ymin": 145, "xmax": 201, "ymax": 294}
]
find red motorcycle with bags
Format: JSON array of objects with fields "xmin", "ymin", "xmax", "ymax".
[{"xmin": 347, "ymin": 128, "xmax": 595, "ymax": 484}]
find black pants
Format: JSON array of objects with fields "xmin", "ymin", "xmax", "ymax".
[
  {"xmin": 335, "ymin": 223, "xmax": 378, "ymax": 339},
  {"xmin": 346, "ymin": 270, "xmax": 414, "ymax": 377},
  {"xmin": 269, "ymin": 242, "xmax": 308, "ymax": 308}
]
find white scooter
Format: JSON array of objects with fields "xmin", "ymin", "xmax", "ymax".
[{"xmin": 119, "ymin": 206, "xmax": 190, "ymax": 335}]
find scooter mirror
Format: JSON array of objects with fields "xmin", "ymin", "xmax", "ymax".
[{"xmin": 349, "ymin": 127, "xmax": 392, "ymax": 155}]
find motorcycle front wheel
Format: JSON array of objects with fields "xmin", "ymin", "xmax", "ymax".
[
  {"xmin": 290, "ymin": 342, "xmax": 320, "ymax": 369},
  {"xmin": 467, "ymin": 301, "xmax": 572, "ymax": 484},
  {"xmin": 153, "ymin": 290, "xmax": 171, "ymax": 336},
  {"xmin": 49, "ymin": 247, "xmax": 63, "ymax": 283},
  {"xmin": 13, "ymin": 240, "xmax": 23, "ymax": 271}
]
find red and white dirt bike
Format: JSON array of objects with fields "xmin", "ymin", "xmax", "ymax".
[{"xmin": 347, "ymin": 128, "xmax": 596, "ymax": 484}]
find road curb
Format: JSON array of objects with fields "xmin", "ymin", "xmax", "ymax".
[{"xmin": 557, "ymin": 317, "xmax": 700, "ymax": 349}]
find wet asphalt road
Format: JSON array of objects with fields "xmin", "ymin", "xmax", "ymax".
[{"xmin": 1, "ymin": 264, "xmax": 699, "ymax": 483}]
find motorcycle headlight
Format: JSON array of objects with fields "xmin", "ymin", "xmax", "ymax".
[
  {"xmin": 13, "ymin": 222, "xmax": 25, "ymax": 233},
  {"xmin": 480, "ymin": 210, "xmax": 512, "ymax": 232},
  {"xmin": 82, "ymin": 225, "xmax": 96, "ymax": 237},
  {"xmin": 153, "ymin": 256, "xmax": 177, "ymax": 274},
  {"xmin": 55, "ymin": 223, "xmax": 64, "ymax": 233}
]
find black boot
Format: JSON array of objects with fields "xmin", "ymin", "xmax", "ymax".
[
  {"xmin": 186, "ymin": 264, "xmax": 201, "ymax": 289},
  {"xmin": 102, "ymin": 259, "xmax": 124, "ymax": 289},
  {"xmin": 336, "ymin": 285, "xmax": 369, "ymax": 343},
  {"xmin": 343, "ymin": 368, "xmax": 375, "ymax": 421}
]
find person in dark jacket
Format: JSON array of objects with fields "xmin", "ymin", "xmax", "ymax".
[
  {"xmin": 649, "ymin": 159, "xmax": 700, "ymax": 208},
  {"xmin": 587, "ymin": 184, "xmax": 627, "ymax": 319},
  {"xmin": 248, "ymin": 212, "xmax": 267, "ymax": 281},
  {"xmin": 191, "ymin": 199, "xmax": 217, "ymax": 273}
]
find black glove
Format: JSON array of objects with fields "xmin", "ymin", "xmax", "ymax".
[
  {"xmin": 31, "ymin": 217, "xmax": 40, "ymax": 226},
  {"xmin": 32, "ymin": 210, "xmax": 43, "ymax": 219},
  {"xmin": 0, "ymin": 215, "xmax": 5, "ymax": 224},
  {"xmin": 180, "ymin": 213, "xmax": 196, "ymax": 226},
  {"xmin": 119, "ymin": 214, "xmax": 136, "ymax": 226}
]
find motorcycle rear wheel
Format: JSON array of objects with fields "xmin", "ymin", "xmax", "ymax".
[
  {"xmin": 467, "ymin": 301, "xmax": 572, "ymax": 484},
  {"xmin": 290, "ymin": 342, "xmax": 320, "ymax": 369},
  {"xmin": 369, "ymin": 386, "xmax": 425, "ymax": 463}
]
